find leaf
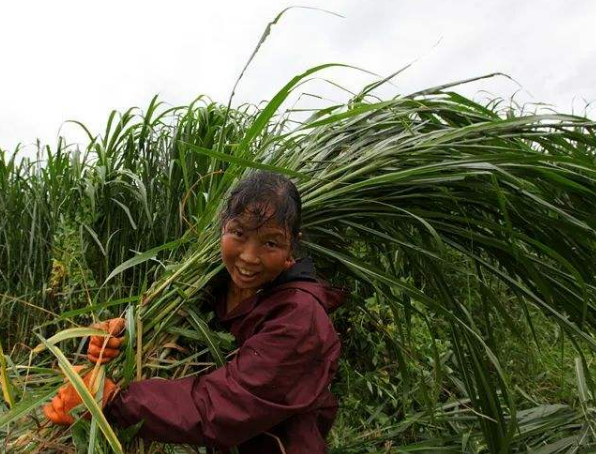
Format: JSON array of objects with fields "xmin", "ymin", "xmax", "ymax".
[
  {"xmin": 111, "ymin": 197, "xmax": 137, "ymax": 230},
  {"xmin": 35, "ymin": 334, "xmax": 123, "ymax": 454},
  {"xmin": 0, "ymin": 388, "xmax": 57, "ymax": 429},
  {"xmin": 0, "ymin": 336, "xmax": 14, "ymax": 408},
  {"xmin": 118, "ymin": 419, "xmax": 145, "ymax": 444},
  {"xmin": 82, "ymin": 223, "xmax": 107, "ymax": 257},
  {"xmin": 181, "ymin": 142, "xmax": 308, "ymax": 180},
  {"xmin": 45, "ymin": 296, "xmax": 139, "ymax": 324},
  {"xmin": 122, "ymin": 305, "xmax": 136, "ymax": 386},
  {"xmin": 104, "ymin": 239, "xmax": 182, "ymax": 284},
  {"xmin": 187, "ymin": 308, "xmax": 225, "ymax": 367},
  {"xmin": 216, "ymin": 6, "xmax": 344, "ymax": 153},
  {"xmin": 33, "ymin": 328, "xmax": 109, "ymax": 354}
]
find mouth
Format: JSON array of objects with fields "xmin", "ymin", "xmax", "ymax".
[{"xmin": 235, "ymin": 266, "xmax": 260, "ymax": 280}]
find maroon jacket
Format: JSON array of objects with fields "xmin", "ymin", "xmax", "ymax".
[{"xmin": 105, "ymin": 258, "xmax": 346, "ymax": 453}]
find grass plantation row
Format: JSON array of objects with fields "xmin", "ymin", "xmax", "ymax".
[{"xmin": 1, "ymin": 64, "xmax": 596, "ymax": 452}]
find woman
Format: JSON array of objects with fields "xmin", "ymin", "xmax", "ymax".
[{"xmin": 45, "ymin": 171, "xmax": 347, "ymax": 454}]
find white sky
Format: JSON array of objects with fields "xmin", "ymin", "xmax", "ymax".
[{"xmin": 1, "ymin": 0, "xmax": 595, "ymax": 155}]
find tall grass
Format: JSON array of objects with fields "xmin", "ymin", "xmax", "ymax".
[
  {"xmin": 1, "ymin": 70, "xmax": 596, "ymax": 452},
  {"xmin": 0, "ymin": 97, "xmax": 253, "ymax": 348}
]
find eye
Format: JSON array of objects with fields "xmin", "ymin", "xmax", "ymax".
[
  {"xmin": 265, "ymin": 240, "xmax": 278, "ymax": 248},
  {"xmin": 229, "ymin": 228, "xmax": 243, "ymax": 237}
]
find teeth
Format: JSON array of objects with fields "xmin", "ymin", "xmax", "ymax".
[{"xmin": 238, "ymin": 267, "xmax": 257, "ymax": 277}]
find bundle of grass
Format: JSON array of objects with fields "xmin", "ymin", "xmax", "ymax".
[{"xmin": 1, "ymin": 66, "xmax": 595, "ymax": 452}]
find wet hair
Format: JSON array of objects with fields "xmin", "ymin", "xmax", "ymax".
[{"xmin": 220, "ymin": 171, "xmax": 302, "ymax": 250}]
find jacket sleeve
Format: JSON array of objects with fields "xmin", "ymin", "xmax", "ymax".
[{"xmin": 105, "ymin": 290, "xmax": 337, "ymax": 448}]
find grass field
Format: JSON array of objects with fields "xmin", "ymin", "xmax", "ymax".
[{"xmin": 1, "ymin": 32, "xmax": 596, "ymax": 453}]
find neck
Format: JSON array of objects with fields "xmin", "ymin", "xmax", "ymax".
[{"xmin": 226, "ymin": 284, "xmax": 256, "ymax": 314}]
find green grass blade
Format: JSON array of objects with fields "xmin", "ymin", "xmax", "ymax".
[
  {"xmin": 123, "ymin": 305, "xmax": 136, "ymax": 386},
  {"xmin": 0, "ymin": 388, "xmax": 57, "ymax": 429},
  {"xmin": 33, "ymin": 328, "xmax": 109, "ymax": 354},
  {"xmin": 187, "ymin": 308, "xmax": 225, "ymax": 367},
  {"xmin": 181, "ymin": 142, "xmax": 308, "ymax": 179},
  {"xmin": 104, "ymin": 239, "xmax": 183, "ymax": 284},
  {"xmin": 35, "ymin": 334, "xmax": 123, "ymax": 454},
  {"xmin": 0, "ymin": 337, "xmax": 14, "ymax": 409}
]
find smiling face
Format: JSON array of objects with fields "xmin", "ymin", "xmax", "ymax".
[{"xmin": 221, "ymin": 208, "xmax": 295, "ymax": 299}]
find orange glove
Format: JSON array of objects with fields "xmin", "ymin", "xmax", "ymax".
[
  {"xmin": 87, "ymin": 318, "xmax": 126, "ymax": 364},
  {"xmin": 43, "ymin": 366, "xmax": 118, "ymax": 426}
]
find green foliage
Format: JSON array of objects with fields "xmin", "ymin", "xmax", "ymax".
[
  {"xmin": 1, "ymin": 70, "xmax": 596, "ymax": 453},
  {"xmin": 0, "ymin": 98, "xmax": 252, "ymax": 350}
]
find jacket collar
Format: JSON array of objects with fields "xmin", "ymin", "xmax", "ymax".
[
  {"xmin": 216, "ymin": 257, "xmax": 317, "ymax": 323},
  {"xmin": 267, "ymin": 257, "xmax": 317, "ymax": 287}
]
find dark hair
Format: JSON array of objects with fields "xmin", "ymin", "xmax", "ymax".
[{"xmin": 220, "ymin": 171, "xmax": 302, "ymax": 250}]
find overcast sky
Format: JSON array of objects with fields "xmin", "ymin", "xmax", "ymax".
[{"xmin": 1, "ymin": 0, "xmax": 595, "ymax": 155}]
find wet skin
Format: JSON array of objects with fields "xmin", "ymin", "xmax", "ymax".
[{"xmin": 221, "ymin": 213, "xmax": 295, "ymax": 314}]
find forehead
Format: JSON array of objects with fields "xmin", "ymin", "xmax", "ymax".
[{"xmin": 227, "ymin": 212, "xmax": 288, "ymax": 235}]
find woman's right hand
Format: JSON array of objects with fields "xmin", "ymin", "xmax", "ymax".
[
  {"xmin": 87, "ymin": 318, "xmax": 126, "ymax": 364},
  {"xmin": 43, "ymin": 367, "xmax": 117, "ymax": 426}
]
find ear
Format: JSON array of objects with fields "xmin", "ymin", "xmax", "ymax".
[{"xmin": 285, "ymin": 256, "xmax": 296, "ymax": 270}]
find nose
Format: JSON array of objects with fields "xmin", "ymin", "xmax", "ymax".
[{"xmin": 239, "ymin": 240, "xmax": 260, "ymax": 265}]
